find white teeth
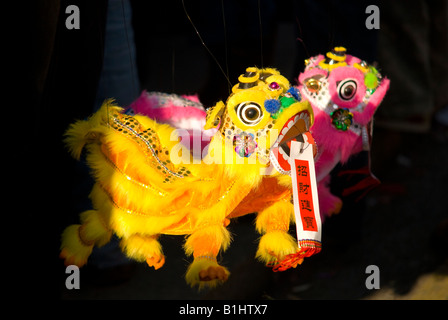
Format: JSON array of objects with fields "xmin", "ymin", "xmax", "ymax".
[
  {"xmin": 278, "ymin": 146, "xmax": 286, "ymax": 157},
  {"xmin": 278, "ymin": 145, "xmax": 289, "ymax": 161},
  {"xmin": 280, "ymin": 116, "xmax": 297, "ymax": 137},
  {"xmin": 276, "ymin": 131, "xmax": 283, "ymax": 141},
  {"xmin": 297, "ymin": 112, "xmax": 310, "ymax": 130},
  {"xmin": 269, "ymin": 111, "xmax": 311, "ymax": 173},
  {"xmin": 273, "ymin": 111, "xmax": 311, "ymax": 146}
]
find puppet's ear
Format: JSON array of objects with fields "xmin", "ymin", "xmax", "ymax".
[{"xmin": 204, "ymin": 101, "xmax": 225, "ymax": 130}]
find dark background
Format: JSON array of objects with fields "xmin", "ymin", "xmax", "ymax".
[{"xmin": 26, "ymin": 0, "xmax": 447, "ymax": 300}]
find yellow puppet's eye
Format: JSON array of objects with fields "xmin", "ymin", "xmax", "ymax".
[{"xmin": 236, "ymin": 102, "xmax": 263, "ymax": 126}]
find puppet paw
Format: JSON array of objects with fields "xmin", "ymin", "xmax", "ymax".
[
  {"xmin": 60, "ymin": 225, "xmax": 94, "ymax": 267},
  {"xmin": 320, "ymin": 194, "xmax": 343, "ymax": 218},
  {"xmin": 120, "ymin": 234, "xmax": 165, "ymax": 269},
  {"xmin": 185, "ymin": 257, "xmax": 230, "ymax": 289},
  {"xmin": 199, "ymin": 265, "xmax": 229, "ymax": 282},
  {"xmin": 60, "ymin": 247, "xmax": 91, "ymax": 267},
  {"xmin": 146, "ymin": 254, "xmax": 165, "ymax": 270},
  {"xmin": 256, "ymin": 231, "xmax": 298, "ymax": 265},
  {"xmin": 329, "ymin": 198, "xmax": 343, "ymax": 215}
]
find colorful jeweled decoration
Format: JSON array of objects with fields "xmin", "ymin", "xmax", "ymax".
[
  {"xmin": 233, "ymin": 132, "xmax": 257, "ymax": 157},
  {"xmin": 330, "ymin": 108, "xmax": 353, "ymax": 131}
]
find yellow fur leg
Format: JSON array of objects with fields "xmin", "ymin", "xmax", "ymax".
[
  {"xmin": 60, "ymin": 210, "xmax": 112, "ymax": 267},
  {"xmin": 119, "ymin": 234, "xmax": 165, "ymax": 269},
  {"xmin": 79, "ymin": 210, "xmax": 112, "ymax": 247},
  {"xmin": 183, "ymin": 224, "xmax": 231, "ymax": 289},
  {"xmin": 184, "ymin": 224, "xmax": 231, "ymax": 257},
  {"xmin": 255, "ymin": 200, "xmax": 294, "ymax": 234},
  {"xmin": 185, "ymin": 257, "xmax": 230, "ymax": 289},
  {"xmin": 60, "ymin": 224, "xmax": 94, "ymax": 267},
  {"xmin": 255, "ymin": 230, "xmax": 298, "ymax": 265}
]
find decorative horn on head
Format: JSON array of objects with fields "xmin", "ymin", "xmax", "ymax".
[
  {"xmin": 232, "ymin": 67, "xmax": 260, "ymax": 92},
  {"xmin": 319, "ymin": 46, "xmax": 348, "ymax": 70}
]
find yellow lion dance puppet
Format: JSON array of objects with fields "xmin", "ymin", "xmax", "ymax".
[{"xmin": 60, "ymin": 67, "xmax": 315, "ymax": 288}]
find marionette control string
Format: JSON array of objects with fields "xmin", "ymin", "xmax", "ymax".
[
  {"xmin": 118, "ymin": 0, "xmax": 267, "ymax": 104},
  {"xmin": 182, "ymin": 0, "xmax": 232, "ymax": 90}
]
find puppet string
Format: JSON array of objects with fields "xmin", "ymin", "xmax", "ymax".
[
  {"xmin": 221, "ymin": 0, "xmax": 231, "ymax": 94},
  {"xmin": 182, "ymin": 0, "xmax": 232, "ymax": 89}
]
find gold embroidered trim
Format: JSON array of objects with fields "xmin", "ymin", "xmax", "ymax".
[
  {"xmin": 97, "ymin": 182, "xmax": 180, "ymax": 217},
  {"xmin": 109, "ymin": 111, "xmax": 191, "ymax": 182}
]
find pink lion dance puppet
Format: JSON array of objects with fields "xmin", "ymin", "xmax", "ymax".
[
  {"xmin": 297, "ymin": 47, "xmax": 390, "ymax": 219},
  {"xmin": 129, "ymin": 91, "xmax": 217, "ymax": 156}
]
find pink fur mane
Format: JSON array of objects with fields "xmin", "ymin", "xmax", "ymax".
[
  {"xmin": 129, "ymin": 91, "xmax": 216, "ymax": 153},
  {"xmin": 130, "ymin": 91, "xmax": 206, "ymax": 124}
]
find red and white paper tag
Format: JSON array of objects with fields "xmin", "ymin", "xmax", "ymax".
[
  {"xmin": 272, "ymin": 133, "xmax": 322, "ymax": 271},
  {"xmin": 290, "ymin": 136, "xmax": 321, "ymax": 245}
]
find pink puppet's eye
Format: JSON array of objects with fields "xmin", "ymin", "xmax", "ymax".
[{"xmin": 337, "ymin": 79, "xmax": 357, "ymax": 101}]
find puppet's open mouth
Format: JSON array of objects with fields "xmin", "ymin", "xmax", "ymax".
[{"xmin": 269, "ymin": 110, "xmax": 311, "ymax": 174}]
